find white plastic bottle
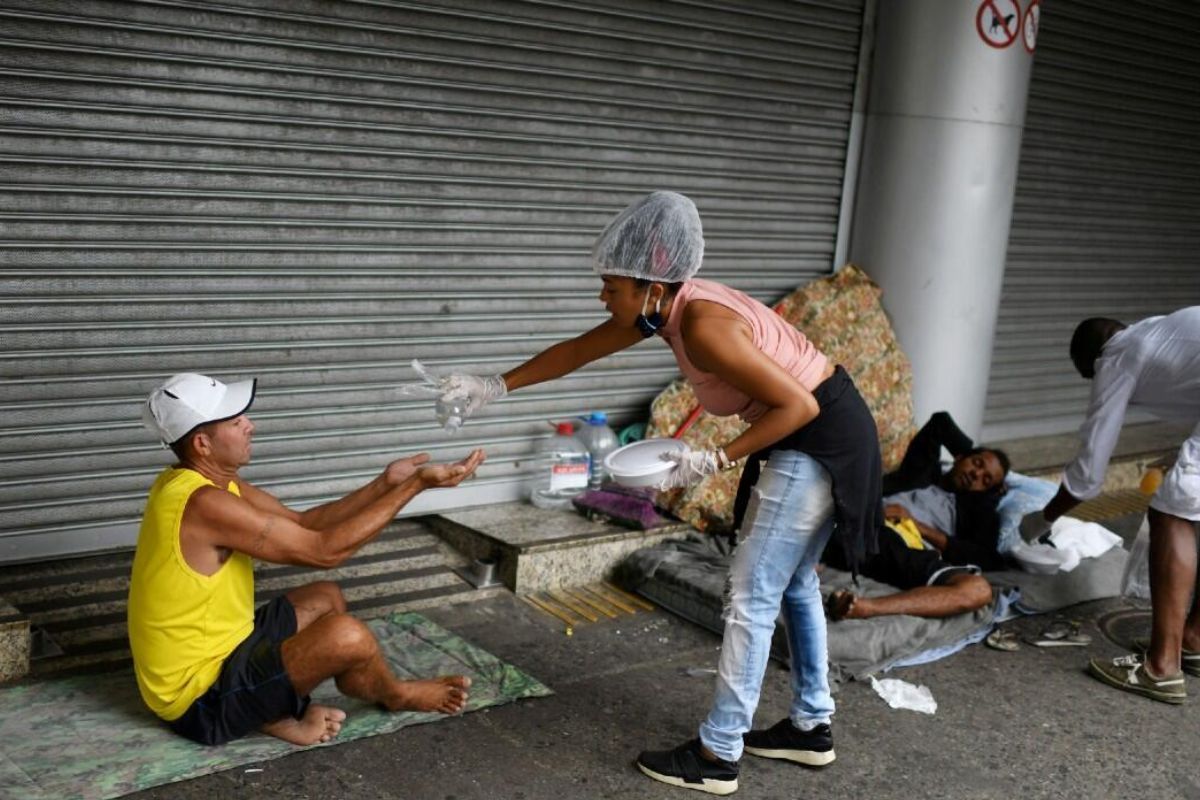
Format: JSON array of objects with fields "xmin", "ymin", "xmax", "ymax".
[
  {"xmin": 529, "ymin": 422, "xmax": 591, "ymax": 509},
  {"xmin": 576, "ymin": 412, "xmax": 619, "ymax": 489}
]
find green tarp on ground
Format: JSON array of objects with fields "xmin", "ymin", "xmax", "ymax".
[{"xmin": 0, "ymin": 612, "xmax": 552, "ymax": 800}]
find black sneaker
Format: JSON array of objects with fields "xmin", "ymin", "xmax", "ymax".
[
  {"xmin": 636, "ymin": 738, "xmax": 739, "ymax": 795},
  {"xmin": 743, "ymin": 719, "xmax": 836, "ymax": 766}
]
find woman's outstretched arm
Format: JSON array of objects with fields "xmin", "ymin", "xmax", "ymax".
[{"xmin": 501, "ymin": 318, "xmax": 645, "ymax": 392}]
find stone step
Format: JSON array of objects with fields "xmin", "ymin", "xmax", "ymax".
[
  {"xmin": 0, "ymin": 598, "xmax": 29, "ymax": 683},
  {"xmin": 428, "ymin": 502, "xmax": 690, "ymax": 594}
]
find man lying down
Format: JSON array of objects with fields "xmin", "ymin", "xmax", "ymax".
[{"xmin": 821, "ymin": 411, "xmax": 1009, "ymax": 621}]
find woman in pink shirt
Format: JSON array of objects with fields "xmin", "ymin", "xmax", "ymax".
[{"xmin": 439, "ymin": 192, "xmax": 882, "ymax": 795}]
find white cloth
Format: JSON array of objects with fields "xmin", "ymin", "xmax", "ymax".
[
  {"xmin": 1009, "ymin": 516, "xmax": 1123, "ymax": 574},
  {"xmin": 1064, "ymin": 307, "xmax": 1200, "ymax": 500}
]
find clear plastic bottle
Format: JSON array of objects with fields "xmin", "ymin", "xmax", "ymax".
[
  {"xmin": 529, "ymin": 422, "xmax": 591, "ymax": 509},
  {"xmin": 576, "ymin": 412, "xmax": 620, "ymax": 489},
  {"xmin": 435, "ymin": 395, "xmax": 465, "ymax": 434}
]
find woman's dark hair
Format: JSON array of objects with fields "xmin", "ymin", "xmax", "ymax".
[{"xmin": 633, "ymin": 278, "xmax": 685, "ymax": 295}]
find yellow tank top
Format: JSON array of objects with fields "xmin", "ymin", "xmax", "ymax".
[{"xmin": 127, "ymin": 467, "xmax": 255, "ymax": 721}]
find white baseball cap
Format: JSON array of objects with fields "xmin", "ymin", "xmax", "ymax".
[{"xmin": 142, "ymin": 373, "xmax": 257, "ymax": 446}]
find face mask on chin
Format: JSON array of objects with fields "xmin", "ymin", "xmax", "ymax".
[{"xmin": 634, "ymin": 286, "xmax": 664, "ymax": 338}]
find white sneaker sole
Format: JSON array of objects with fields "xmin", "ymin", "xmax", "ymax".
[
  {"xmin": 743, "ymin": 746, "xmax": 836, "ymax": 767},
  {"xmin": 636, "ymin": 762, "xmax": 739, "ymax": 795}
]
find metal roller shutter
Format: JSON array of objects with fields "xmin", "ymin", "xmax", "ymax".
[
  {"xmin": 983, "ymin": 0, "xmax": 1200, "ymax": 440},
  {"xmin": 0, "ymin": 0, "xmax": 865, "ymax": 563}
]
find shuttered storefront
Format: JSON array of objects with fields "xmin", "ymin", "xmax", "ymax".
[
  {"xmin": 983, "ymin": 0, "xmax": 1200, "ymax": 440},
  {"xmin": 0, "ymin": 0, "xmax": 865, "ymax": 562}
]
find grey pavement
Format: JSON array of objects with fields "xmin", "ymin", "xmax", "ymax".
[{"xmin": 130, "ymin": 585, "xmax": 1199, "ymax": 800}]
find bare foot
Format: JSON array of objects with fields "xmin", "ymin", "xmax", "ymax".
[
  {"xmin": 385, "ymin": 675, "xmax": 472, "ymax": 714},
  {"xmin": 261, "ymin": 704, "xmax": 346, "ymax": 746}
]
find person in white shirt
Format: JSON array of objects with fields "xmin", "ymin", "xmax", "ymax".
[{"xmin": 1021, "ymin": 307, "xmax": 1200, "ymax": 703}]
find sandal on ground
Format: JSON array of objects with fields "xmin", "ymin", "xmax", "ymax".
[
  {"xmin": 824, "ymin": 590, "xmax": 856, "ymax": 622},
  {"xmin": 985, "ymin": 628, "xmax": 1020, "ymax": 651},
  {"xmin": 1027, "ymin": 619, "xmax": 1091, "ymax": 647}
]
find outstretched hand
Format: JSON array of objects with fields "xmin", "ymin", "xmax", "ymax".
[
  {"xmin": 383, "ymin": 453, "xmax": 432, "ymax": 486},
  {"xmin": 418, "ymin": 449, "xmax": 486, "ymax": 489}
]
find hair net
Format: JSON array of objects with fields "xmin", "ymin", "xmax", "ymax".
[{"xmin": 591, "ymin": 191, "xmax": 704, "ymax": 283}]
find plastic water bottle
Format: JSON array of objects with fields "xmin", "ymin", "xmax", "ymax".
[
  {"xmin": 435, "ymin": 395, "xmax": 465, "ymax": 434},
  {"xmin": 530, "ymin": 422, "xmax": 591, "ymax": 509},
  {"xmin": 576, "ymin": 412, "xmax": 619, "ymax": 489}
]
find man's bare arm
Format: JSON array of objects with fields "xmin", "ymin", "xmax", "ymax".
[
  {"xmin": 236, "ymin": 454, "xmax": 434, "ymax": 532},
  {"xmin": 912, "ymin": 519, "xmax": 950, "ymax": 552},
  {"xmin": 190, "ymin": 451, "xmax": 484, "ymax": 568}
]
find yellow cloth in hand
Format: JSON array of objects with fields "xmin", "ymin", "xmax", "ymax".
[{"xmin": 884, "ymin": 516, "xmax": 925, "ymax": 550}]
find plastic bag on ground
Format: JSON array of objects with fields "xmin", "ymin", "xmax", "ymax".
[
  {"xmin": 1120, "ymin": 515, "xmax": 1151, "ymax": 599},
  {"xmin": 869, "ymin": 676, "xmax": 937, "ymax": 714}
]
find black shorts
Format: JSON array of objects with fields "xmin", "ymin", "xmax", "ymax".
[
  {"xmin": 826, "ymin": 527, "xmax": 979, "ymax": 591},
  {"xmin": 863, "ymin": 528, "xmax": 980, "ymax": 590},
  {"xmin": 168, "ymin": 595, "xmax": 309, "ymax": 746}
]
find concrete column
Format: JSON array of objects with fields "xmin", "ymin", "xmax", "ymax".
[{"xmin": 848, "ymin": 0, "xmax": 1035, "ymax": 438}]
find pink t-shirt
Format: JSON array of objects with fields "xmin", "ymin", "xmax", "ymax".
[{"xmin": 658, "ymin": 279, "xmax": 829, "ymax": 423}]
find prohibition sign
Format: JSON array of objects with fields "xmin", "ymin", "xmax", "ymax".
[
  {"xmin": 976, "ymin": 0, "xmax": 1020, "ymax": 49},
  {"xmin": 1023, "ymin": 0, "xmax": 1041, "ymax": 53}
]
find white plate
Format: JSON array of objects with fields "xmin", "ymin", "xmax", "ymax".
[{"xmin": 604, "ymin": 438, "xmax": 688, "ymax": 487}]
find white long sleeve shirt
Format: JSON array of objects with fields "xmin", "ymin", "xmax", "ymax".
[{"xmin": 1063, "ymin": 307, "xmax": 1200, "ymax": 500}]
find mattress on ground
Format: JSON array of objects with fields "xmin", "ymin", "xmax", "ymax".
[{"xmin": 617, "ymin": 533, "xmax": 998, "ymax": 681}]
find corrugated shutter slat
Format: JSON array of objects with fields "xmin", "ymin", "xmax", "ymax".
[{"xmin": 0, "ymin": 0, "xmax": 864, "ymax": 562}]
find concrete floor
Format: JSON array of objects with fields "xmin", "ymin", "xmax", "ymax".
[
  {"xmin": 104, "ymin": 428, "xmax": 1200, "ymax": 800},
  {"xmin": 129, "ymin": 585, "xmax": 1198, "ymax": 800}
]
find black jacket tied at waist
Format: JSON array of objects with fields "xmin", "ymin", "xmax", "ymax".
[{"xmin": 732, "ymin": 366, "xmax": 884, "ymax": 574}]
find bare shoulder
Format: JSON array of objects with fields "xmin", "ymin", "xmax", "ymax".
[
  {"xmin": 184, "ymin": 483, "xmax": 249, "ymax": 526},
  {"xmin": 681, "ymin": 306, "xmax": 758, "ymax": 374},
  {"xmin": 681, "ymin": 298, "xmax": 742, "ymax": 324},
  {"xmin": 182, "ymin": 480, "xmax": 307, "ymax": 563},
  {"xmin": 234, "ymin": 478, "xmax": 301, "ymax": 521},
  {"xmin": 681, "ymin": 300, "xmax": 748, "ymax": 341}
]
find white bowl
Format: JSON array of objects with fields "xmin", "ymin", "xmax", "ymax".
[{"xmin": 604, "ymin": 438, "xmax": 688, "ymax": 487}]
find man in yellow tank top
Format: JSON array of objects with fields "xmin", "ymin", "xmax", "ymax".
[{"xmin": 130, "ymin": 372, "xmax": 485, "ymax": 746}]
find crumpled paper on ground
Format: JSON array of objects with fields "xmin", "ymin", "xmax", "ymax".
[{"xmin": 869, "ymin": 675, "xmax": 937, "ymax": 714}]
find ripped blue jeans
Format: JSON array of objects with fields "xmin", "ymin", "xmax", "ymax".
[{"xmin": 698, "ymin": 449, "xmax": 835, "ymax": 762}]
